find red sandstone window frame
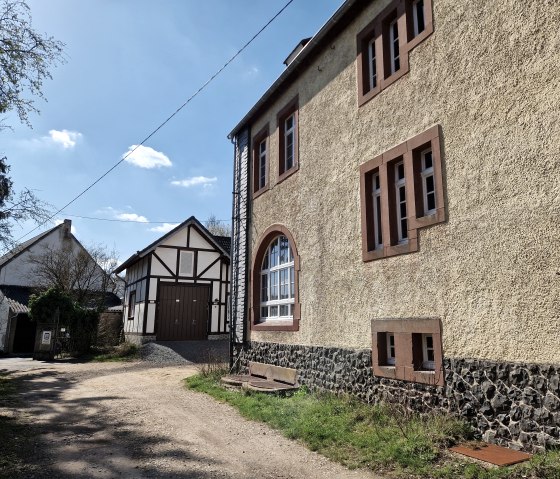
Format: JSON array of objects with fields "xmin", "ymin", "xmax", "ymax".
[
  {"xmin": 252, "ymin": 124, "xmax": 269, "ymax": 199},
  {"xmin": 250, "ymin": 224, "xmax": 301, "ymax": 332},
  {"xmin": 372, "ymin": 318, "xmax": 444, "ymax": 386},
  {"xmin": 359, "ymin": 125, "xmax": 445, "ymax": 261},
  {"xmin": 356, "ymin": 0, "xmax": 433, "ymax": 107},
  {"xmin": 277, "ymin": 96, "xmax": 299, "ymax": 184}
]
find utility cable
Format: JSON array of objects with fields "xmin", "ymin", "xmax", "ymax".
[
  {"xmin": 62, "ymin": 213, "xmax": 230, "ymax": 224},
  {"xmin": 11, "ymin": 0, "xmax": 295, "ymax": 247}
]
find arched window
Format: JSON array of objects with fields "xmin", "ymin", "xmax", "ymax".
[
  {"xmin": 251, "ymin": 225, "xmax": 300, "ymax": 331},
  {"xmin": 260, "ymin": 235, "xmax": 294, "ymax": 320}
]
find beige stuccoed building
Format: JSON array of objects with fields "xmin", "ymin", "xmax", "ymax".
[{"xmin": 228, "ymin": 0, "xmax": 560, "ymax": 450}]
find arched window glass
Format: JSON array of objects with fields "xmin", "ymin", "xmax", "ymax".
[{"xmin": 260, "ymin": 235, "xmax": 294, "ymax": 320}]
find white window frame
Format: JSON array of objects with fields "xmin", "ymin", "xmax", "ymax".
[
  {"xmin": 395, "ymin": 161, "xmax": 408, "ymax": 244},
  {"xmin": 412, "ymin": 0, "xmax": 425, "ymax": 37},
  {"xmin": 258, "ymin": 138, "xmax": 267, "ymax": 190},
  {"xmin": 386, "ymin": 333, "xmax": 396, "ymax": 366},
  {"xmin": 368, "ymin": 37, "xmax": 377, "ymax": 90},
  {"xmin": 260, "ymin": 236, "xmax": 295, "ymax": 321},
  {"xmin": 179, "ymin": 250, "xmax": 194, "ymax": 277},
  {"xmin": 127, "ymin": 291, "xmax": 136, "ymax": 320},
  {"xmin": 284, "ymin": 113, "xmax": 296, "ymax": 172},
  {"xmin": 372, "ymin": 172, "xmax": 383, "ymax": 250},
  {"xmin": 389, "ymin": 18, "xmax": 400, "ymax": 75},
  {"xmin": 422, "ymin": 333, "xmax": 435, "ymax": 370},
  {"xmin": 420, "ymin": 148, "xmax": 436, "ymax": 215}
]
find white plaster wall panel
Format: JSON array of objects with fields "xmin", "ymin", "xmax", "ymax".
[
  {"xmin": 135, "ymin": 303, "xmax": 144, "ymax": 333},
  {"xmin": 189, "ymin": 228, "xmax": 211, "ymax": 249},
  {"xmin": 160, "ymin": 227, "xmax": 188, "ymax": 247},
  {"xmin": 149, "ymin": 278, "xmax": 158, "ymax": 301},
  {"xmin": 151, "ymin": 250, "xmax": 175, "ymax": 276},
  {"xmin": 201, "ymin": 262, "xmax": 221, "ymax": 281},
  {"xmin": 247, "ymin": 0, "xmax": 560, "ymax": 364},
  {"xmin": 212, "ymin": 282, "xmax": 220, "ymax": 303},
  {"xmin": 197, "ymin": 251, "xmax": 219, "ymax": 275},
  {"xmin": 178, "ymin": 279, "xmax": 195, "ymax": 284},
  {"xmin": 211, "ymin": 307, "xmax": 219, "ymax": 332},
  {"xmin": 146, "ymin": 304, "xmax": 156, "ymax": 333}
]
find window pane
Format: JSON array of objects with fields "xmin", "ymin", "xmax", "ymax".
[
  {"xmin": 427, "ymin": 349, "xmax": 435, "ymax": 362},
  {"xmin": 426, "ymin": 335, "xmax": 433, "ymax": 348},
  {"xmin": 424, "ymin": 150, "xmax": 433, "ymax": 169},
  {"xmin": 401, "ymin": 220, "xmax": 408, "ymax": 238},
  {"xmin": 261, "ymin": 307, "xmax": 268, "ymax": 318},
  {"xmin": 279, "ymin": 236, "xmax": 289, "ymax": 264},
  {"xmin": 415, "ymin": 0, "xmax": 425, "ymax": 34},
  {"xmin": 399, "ymin": 186, "xmax": 406, "ymax": 203},
  {"xmin": 261, "ymin": 273, "xmax": 268, "ymax": 302},
  {"xmin": 426, "ymin": 175, "xmax": 434, "ymax": 193},
  {"xmin": 262, "ymin": 251, "xmax": 269, "ymax": 270},
  {"xmin": 290, "ymin": 266, "xmax": 295, "ymax": 298},
  {"xmin": 286, "ymin": 132, "xmax": 294, "ymax": 170},
  {"xmin": 427, "ymin": 192, "xmax": 436, "ymax": 211},
  {"xmin": 270, "ymin": 240, "xmax": 279, "ymax": 267},
  {"xmin": 280, "ymin": 269, "xmax": 289, "ymax": 299},
  {"xmin": 375, "ymin": 195, "xmax": 383, "ymax": 246},
  {"xmin": 286, "ymin": 114, "xmax": 294, "ymax": 130},
  {"xmin": 270, "ymin": 305, "xmax": 278, "ymax": 317},
  {"xmin": 280, "ymin": 305, "xmax": 289, "ymax": 316},
  {"xmin": 397, "ymin": 163, "xmax": 405, "ymax": 180},
  {"xmin": 270, "ymin": 271, "xmax": 278, "ymax": 300},
  {"xmin": 400, "ymin": 201, "xmax": 407, "ymax": 218},
  {"xmin": 374, "ymin": 174, "xmax": 380, "ymax": 190}
]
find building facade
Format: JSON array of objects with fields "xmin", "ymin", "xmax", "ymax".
[
  {"xmin": 116, "ymin": 217, "xmax": 230, "ymax": 343},
  {"xmin": 229, "ymin": 0, "xmax": 560, "ymax": 450}
]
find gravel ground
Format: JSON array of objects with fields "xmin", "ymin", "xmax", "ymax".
[
  {"xmin": 140, "ymin": 341, "xmax": 229, "ymax": 366},
  {"xmin": 0, "ymin": 356, "xmax": 382, "ymax": 479},
  {"xmin": 140, "ymin": 342, "xmax": 191, "ymax": 365}
]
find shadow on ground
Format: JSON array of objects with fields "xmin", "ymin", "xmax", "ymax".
[{"xmin": 0, "ymin": 362, "xmax": 234, "ymax": 479}]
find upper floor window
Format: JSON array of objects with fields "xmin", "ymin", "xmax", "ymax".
[
  {"xmin": 357, "ymin": 0, "xmax": 433, "ymax": 107},
  {"xmin": 277, "ymin": 96, "xmax": 299, "ymax": 182},
  {"xmin": 252, "ymin": 124, "xmax": 269, "ymax": 198},
  {"xmin": 360, "ymin": 125, "xmax": 445, "ymax": 261},
  {"xmin": 179, "ymin": 250, "xmax": 194, "ymax": 276}
]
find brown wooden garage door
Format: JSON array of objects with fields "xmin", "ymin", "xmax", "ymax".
[{"xmin": 157, "ymin": 283, "xmax": 210, "ymax": 340}]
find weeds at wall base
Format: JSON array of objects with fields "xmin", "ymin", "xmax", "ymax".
[{"xmin": 185, "ymin": 374, "xmax": 560, "ymax": 479}]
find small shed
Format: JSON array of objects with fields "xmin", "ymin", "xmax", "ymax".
[{"xmin": 115, "ymin": 217, "xmax": 230, "ymax": 343}]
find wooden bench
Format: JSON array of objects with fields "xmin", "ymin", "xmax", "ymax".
[{"xmin": 221, "ymin": 361, "xmax": 298, "ymax": 393}]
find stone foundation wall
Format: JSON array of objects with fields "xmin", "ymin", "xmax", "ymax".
[
  {"xmin": 235, "ymin": 341, "xmax": 560, "ymax": 451},
  {"xmin": 124, "ymin": 334, "xmax": 156, "ymax": 346}
]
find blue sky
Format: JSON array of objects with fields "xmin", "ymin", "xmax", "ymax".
[{"xmin": 3, "ymin": 0, "xmax": 341, "ymax": 263}]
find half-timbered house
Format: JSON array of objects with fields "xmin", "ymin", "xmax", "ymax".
[{"xmin": 115, "ymin": 217, "xmax": 230, "ymax": 343}]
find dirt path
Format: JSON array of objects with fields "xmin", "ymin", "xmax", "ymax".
[{"xmin": 1, "ymin": 358, "xmax": 381, "ymax": 479}]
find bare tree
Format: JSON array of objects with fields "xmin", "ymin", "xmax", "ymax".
[
  {"xmin": 205, "ymin": 214, "xmax": 231, "ymax": 237},
  {"xmin": 0, "ymin": 0, "xmax": 64, "ymax": 251},
  {"xmin": 27, "ymin": 243, "xmax": 119, "ymax": 309}
]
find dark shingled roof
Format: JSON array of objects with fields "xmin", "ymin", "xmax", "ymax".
[
  {"xmin": 213, "ymin": 235, "xmax": 231, "ymax": 256},
  {"xmin": 0, "ymin": 285, "xmax": 35, "ymax": 307}
]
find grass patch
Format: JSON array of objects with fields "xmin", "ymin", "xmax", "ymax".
[
  {"xmin": 186, "ymin": 374, "xmax": 560, "ymax": 478},
  {"xmin": 89, "ymin": 342, "xmax": 139, "ymax": 362}
]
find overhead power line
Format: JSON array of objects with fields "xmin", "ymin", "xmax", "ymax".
[
  {"xmin": 63, "ymin": 214, "xmax": 230, "ymax": 224},
  {"xmin": 12, "ymin": 0, "xmax": 295, "ymax": 246}
]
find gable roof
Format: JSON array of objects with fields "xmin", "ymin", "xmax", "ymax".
[
  {"xmin": 0, "ymin": 225, "xmax": 59, "ymax": 269},
  {"xmin": 212, "ymin": 235, "xmax": 231, "ymax": 256},
  {"xmin": 229, "ymin": 0, "xmax": 367, "ymax": 138},
  {"xmin": 114, "ymin": 216, "xmax": 230, "ymax": 274}
]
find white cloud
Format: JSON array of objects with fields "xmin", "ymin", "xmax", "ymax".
[
  {"xmin": 115, "ymin": 213, "xmax": 149, "ymax": 223},
  {"xmin": 171, "ymin": 176, "xmax": 217, "ymax": 188},
  {"xmin": 123, "ymin": 145, "xmax": 172, "ymax": 169},
  {"xmin": 54, "ymin": 219, "xmax": 77, "ymax": 235},
  {"xmin": 48, "ymin": 129, "xmax": 82, "ymax": 149},
  {"xmin": 149, "ymin": 223, "xmax": 179, "ymax": 233}
]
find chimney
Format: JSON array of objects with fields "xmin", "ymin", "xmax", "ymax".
[
  {"xmin": 62, "ymin": 219, "xmax": 72, "ymax": 239},
  {"xmin": 283, "ymin": 37, "xmax": 312, "ymax": 67}
]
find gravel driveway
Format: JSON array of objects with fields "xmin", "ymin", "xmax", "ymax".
[{"xmin": 0, "ymin": 354, "xmax": 381, "ymax": 479}]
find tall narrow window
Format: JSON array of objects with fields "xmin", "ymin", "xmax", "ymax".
[
  {"xmin": 128, "ymin": 291, "xmax": 136, "ymax": 320},
  {"xmin": 372, "ymin": 172, "xmax": 383, "ymax": 249},
  {"xmin": 179, "ymin": 250, "xmax": 194, "ymax": 276},
  {"xmin": 421, "ymin": 148, "xmax": 436, "ymax": 215},
  {"xmin": 258, "ymin": 139, "xmax": 267, "ymax": 190},
  {"xmin": 260, "ymin": 235, "xmax": 295, "ymax": 321},
  {"xmin": 368, "ymin": 37, "xmax": 377, "ymax": 90},
  {"xmin": 422, "ymin": 333, "xmax": 435, "ymax": 370},
  {"xmin": 412, "ymin": 0, "xmax": 425, "ymax": 36},
  {"xmin": 284, "ymin": 113, "xmax": 295, "ymax": 171},
  {"xmin": 386, "ymin": 333, "xmax": 396, "ymax": 365},
  {"xmin": 395, "ymin": 161, "xmax": 408, "ymax": 243},
  {"xmin": 389, "ymin": 18, "xmax": 400, "ymax": 74}
]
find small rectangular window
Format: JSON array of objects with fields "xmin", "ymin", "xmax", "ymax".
[
  {"xmin": 389, "ymin": 18, "xmax": 400, "ymax": 74},
  {"xmin": 368, "ymin": 37, "xmax": 377, "ymax": 90},
  {"xmin": 252, "ymin": 125, "xmax": 269, "ymax": 196},
  {"xmin": 420, "ymin": 148, "xmax": 436, "ymax": 215},
  {"xmin": 372, "ymin": 172, "xmax": 383, "ymax": 249},
  {"xmin": 386, "ymin": 333, "xmax": 396, "ymax": 365},
  {"xmin": 179, "ymin": 250, "xmax": 194, "ymax": 276},
  {"xmin": 412, "ymin": 0, "xmax": 425, "ymax": 36},
  {"xmin": 395, "ymin": 161, "xmax": 408, "ymax": 243},
  {"xmin": 258, "ymin": 139, "xmax": 267, "ymax": 189},
  {"xmin": 284, "ymin": 113, "xmax": 295, "ymax": 171},
  {"xmin": 278, "ymin": 97, "xmax": 299, "ymax": 180},
  {"xmin": 422, "ymin": 333, "xmax": 435, "ymax": 370}
]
